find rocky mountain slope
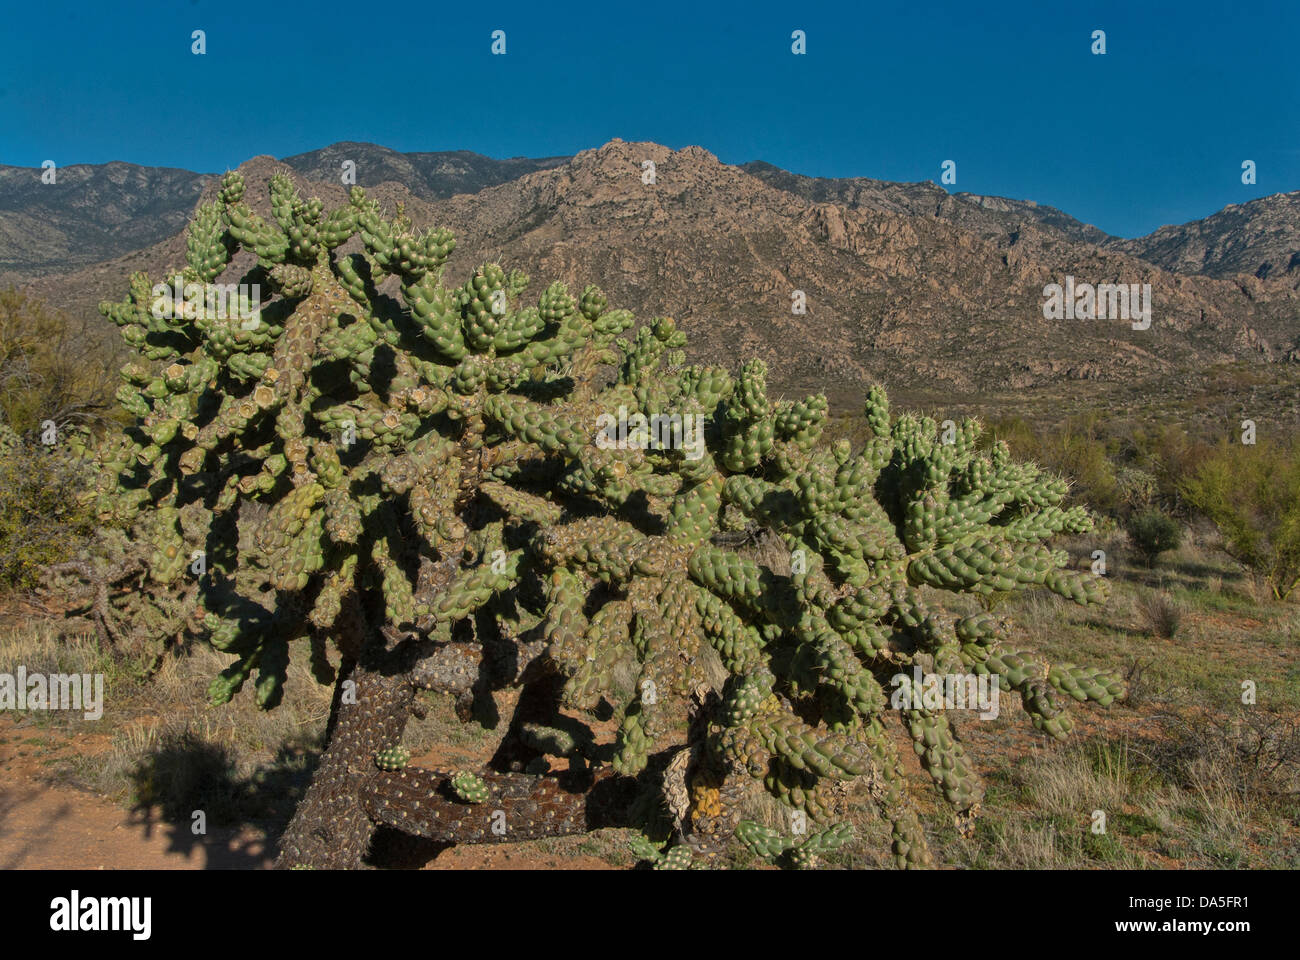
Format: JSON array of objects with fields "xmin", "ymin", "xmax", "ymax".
[
  {"xmin": 3, "ymin": 140, "xmax": 1297, "ymax": 407},
  {"xmin": 741, "ymin": 161, "xmax": 1114, "ymax": 248},
  {"xmin": 0, "ymin": 145, "xmax": 568, "ymax": 275},
  {"xmin": 743, "ymin": 161, "xmax": 1300, "ymax": 286},
  {"xmin": 0, "ymin": 162, "xmax": 209, "ymax": 273},
  {"xmin": 1108, "ymin": 192, "xmax": 1300, "ymax": 281},
  {"xmin": 421, "ymin": 141, "xmax": 1295, "ymax": 396}
]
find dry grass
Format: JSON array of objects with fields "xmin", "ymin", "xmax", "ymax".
[
  {"xmin": 1137, "ymin": 590, "xmax": 1184, "ymax": 638},
  {"xmin": 934, "ymin": 705, "xmax": 1300, "ymax": 870},
  {"xmin": 0, "ymin": 619, "xmax": 115, "ymax": 682},
  {"xmin": 2, "ymin": 627, "xmax": 333, "ymax": 827}
]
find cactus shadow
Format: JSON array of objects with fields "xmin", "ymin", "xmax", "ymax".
[
  {"xmin": 368, "ymin": 344, "xmax": 399, "ymax": 394},
  {"xmin": 365, "ymin": 827, "xmax": 450, "ymax": 867},
  {"xmin": 122, "ymin": 729, "xmax": 318, "ymax": 869}
]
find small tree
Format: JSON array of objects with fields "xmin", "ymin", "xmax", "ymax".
[
  {"xmin": 1125, "ymin": 508, "xmax": 1182, "ymax": 568},
  {"xmin": 1181, "ymin": 440, "xmax": 1300, "ymax": 601}
]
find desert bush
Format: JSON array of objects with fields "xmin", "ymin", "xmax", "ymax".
[
  {"xmin": 1181, "ymin": 439, "xmax": 1300, "ymax": 601},
  {"xmin": 0, "ymin": 423, "xmax": 99, "ymax": 590},
  {"xmin": 1122, "ymin": 656, "xmax": 1154, "ymax": 706},
  {"xmin": 0, "ymin": 285, "xmax": 121, "ymax": 437},
  {"xmin": 1111, "ymin": 421, "xmax": 1212, "ymax": 509},
  {"xmin": 1114, "ymin": 466, "xmax": 1158, "ymax": 511},
  {"xmin": 1125, "ymin": 508, "xmax": 1183, "ymax": 567},
  {"xmin": 1156, "ymin": 710, "xmax": 1300, "ymax": 802}
]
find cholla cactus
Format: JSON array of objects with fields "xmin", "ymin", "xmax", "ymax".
[
  {"xmin": 95, "ymin": 170, "xmax": 646, "ymax": 866},
  {"xmin": 42, "ymin": 524, "xmax": 200, "ymax": 672},
  {"xmin": 374, "ymin": 746, "xmax": 410, "ymax": 772},
  {"xmin": 96, "ymin": 170, "xmax": 1121, "ymax": 869},
  {"xmin": 628, "ymin": 835, "xmax": 700, "ymax": 870},
  {"xmin": 734, "ymin": 820, "xmax": 854, "ymax": 870},
  {"xmin": 0, "ymin": 420, "xmax": 19, "ymax": 455},
  {"xmin": 521, "ymin": 357, "xmax": 1120, "ymax": 868},
  {"xmin": 450, "ymin": 771, "xmax": 490, "ymax": 803}
]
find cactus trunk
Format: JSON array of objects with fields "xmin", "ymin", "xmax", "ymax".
[
  {"xmin": 276, "ymin": 651, "xmax": 414, "ymax": 869},
  {"xmin": 363, "ymin": 767, "xmax": 626, "ymax": 843}
]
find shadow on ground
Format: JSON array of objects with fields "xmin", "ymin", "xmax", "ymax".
[{"xmin": 121, "ymin": 731, "xmax": 320, "ymax": 869}]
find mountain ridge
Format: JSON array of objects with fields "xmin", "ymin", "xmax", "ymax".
[
  {"xmin": 6, "ymin": 140, "xmax": 1299, "ymax": 281},
  {"xmin": 2, "ymin": 139, "xmax": 1296, "ymax": 412}
]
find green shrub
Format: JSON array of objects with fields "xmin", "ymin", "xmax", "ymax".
[
  {"xmin": 0, "ymin": 426, "xmax": 99, "ymax": 590},
  {"xmin": 1137, "ymin": 423, "xmax": 1214, "ymax": 510},
  {"xmin": 0, "ymin": 286, "xmax": 122, "ymax": 437},
  {"xmin": 1125, "ymin": 509, "xmax": 1183, "ymax": 567},
  {"xmin": 1181, "ymin": 439, "xmax": 1300, "ymax": 601}
]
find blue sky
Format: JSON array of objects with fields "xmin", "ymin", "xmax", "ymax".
[{"xmin": 1, "ymin": 0, "xmax": 1296, "ymax": 237}]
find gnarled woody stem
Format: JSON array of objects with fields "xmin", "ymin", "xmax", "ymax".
[
  {"xmin": 275, "ymin": 612, "xmax": 628, "ymax": 865},
  {"xmin": 275, "ymin": 652, "xmax": 416, "ymax": 869},
  {"xmin": 362, "ymin": 766, "xmax": 627, "ymax": 843}
]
